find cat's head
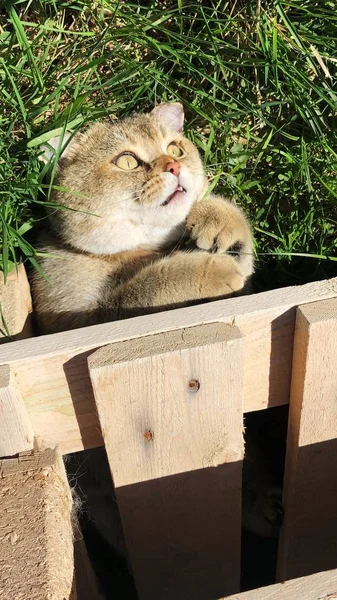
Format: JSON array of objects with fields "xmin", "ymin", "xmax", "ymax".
[{"xmin": 41, "ymin": 103, "xmax": 207, "ymax": 254}]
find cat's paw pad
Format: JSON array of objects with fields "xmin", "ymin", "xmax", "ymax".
[
  {"xmin": 242, "ymin": 486, "xmax": 284, "ymax": 538},
  {"xmin": 186, "ymin": 198, "xmax": 251, "ymax": 262}
]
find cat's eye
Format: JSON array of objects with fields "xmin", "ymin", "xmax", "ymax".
[
  {"xmin": 167, "ymin": 143, "xmax": 183, "ymax": 159},
  {"xmin": 114, "ymin": 152, "xmax": 140, "ymax": 170}
]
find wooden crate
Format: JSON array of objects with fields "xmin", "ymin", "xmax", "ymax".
[{"xmin": 0, "ymin": 272, "xmax": 337, "ymax": 600}]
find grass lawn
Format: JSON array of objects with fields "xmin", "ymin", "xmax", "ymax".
[{"xmin": 1, "ymin": 0, "xmax": 336, "ymax": 289}]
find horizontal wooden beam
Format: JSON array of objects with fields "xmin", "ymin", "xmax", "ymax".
[
  {"xmin": 0, "ymin": 277, "xmax": 336, "ymax": 454},
  {"xmin": 223, "ymin": 568, "xmax": 337, "ymax": 600}
]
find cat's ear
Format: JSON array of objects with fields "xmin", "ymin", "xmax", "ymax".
[
  {"xmin": 151, "ymin": 102, "xmax": 184, "ymax": 133},
  {"xmin": 39, "ymin": 132, "xmax": 85, "ymax": 170}
]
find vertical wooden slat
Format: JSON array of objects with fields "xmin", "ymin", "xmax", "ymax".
[
  {"xmin": 0, "ymin": 448, "xmax": 76, "ymax": 599},
  {"xmin": 74, "ymin": 536, "xmax": 103, "ymax": 600},
  {"xmin": 0, "ymin": 264, "xmax": 33, "ymax": 343},
  {"xmin": 277, "ymin": 297, "xmax": 337, "ymax": 581},
  {"xmin": 88, "ymin": 323, "xmax": 244, "ymax": 600},
  {"xmin": 0, "ymin": 363, "xmax": 34, "ymax": 457}
]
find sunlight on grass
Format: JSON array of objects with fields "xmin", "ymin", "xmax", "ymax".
[{"xmin": 0, "ymin": 0, "xmax": 336, "ymax": 288}]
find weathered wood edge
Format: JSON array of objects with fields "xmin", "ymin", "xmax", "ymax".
[
  {"xmin": 88, "ymin": 322, "xmax": 240, "ymax": 369},
  {"xmin": 0, "ymin": 447, "xmax": 76, "ymax": 600},
  {"xmin": 222, "ymin": 568, "xmax": 337, "ymax": 600}
]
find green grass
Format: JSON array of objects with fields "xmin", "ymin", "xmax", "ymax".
[{"xmin": 1, "ymin": 0, "xmax": 336, "ymax": 288}]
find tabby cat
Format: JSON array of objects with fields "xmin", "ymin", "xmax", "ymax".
[{"xmin": 32, "ymin": 102, "xmax": 253, "ymax": 333}]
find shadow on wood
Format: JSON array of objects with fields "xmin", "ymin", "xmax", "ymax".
[
  {"xmin": 117, "ymin": 461, "xmax": 243, "ymax": 600},
  {"xmin": 278, "ymin": 298, "xmax": 337, "ymax": 581},
  {"xmin": 63, "ymin": 350, "xmax": 103, "ymax": 450},
  {"xmin": 278, "ymin": 436, "xmax": 337, "ymax": 581}
]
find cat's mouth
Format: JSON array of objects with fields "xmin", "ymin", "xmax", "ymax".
[{"xmin": 161, "ymin": 185, "xmax": 186, "ymax": 206}]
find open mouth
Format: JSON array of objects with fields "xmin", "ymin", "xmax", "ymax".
[{"xmin": 161, "ymin": 185, "xmax": 186, "ymax": 206}]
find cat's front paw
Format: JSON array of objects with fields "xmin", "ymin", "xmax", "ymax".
[
  {"xmin": 262, "ymin": 488, "xmax": 284, "ymax": 532},
  {"xmin": 243, "ymin": 486, "xmax": 284, "ymax": 538},
  {"xmin": 201, "ymin": 254, "xmax": 245, "ymax": 298},
  {"xmin": 186, "ymin": 195, "xmax": 254, "ymax": 278}
]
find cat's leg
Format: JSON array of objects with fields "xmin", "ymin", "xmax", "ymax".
[
  {"xmin": 108, "ymin": 251, "xmax": 245, "ymax": 317},
  {"xmin": 242, "ymin": 427, "xmax": 284, "ymax": 538},
  {"xmin": 242, "ymin": 486, "xmax": 284, "ymax": 538},
  {"xmin": 186, "ymin": 195, "xmax": 254, "ymax": 279}
]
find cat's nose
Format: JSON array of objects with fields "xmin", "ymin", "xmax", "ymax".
[{"xmin": 165, "ymin": 161, "xmax": 180, "ymax": 177}]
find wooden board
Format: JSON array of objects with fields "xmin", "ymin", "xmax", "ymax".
[
  {"xmin": 89, "ymin": 323, "xmax": 244, "ymax": 600},
  {"xmin": 74, "ymin": 535, "xmax": 103, "ymax": 600},
  {"xmin": 0, "ymin": 448, "xmax": 76, "ymax": 600},
  {"xmin": 0, "ymin": 264, "xmax": 33, "ymax": 343},
  {"xmin": 224, "ymin": 568, "xmax": 337, "ymax": 600},
  {"xmin": 0, "ymin": 363, "xmax": 34, "ymax": 457},
  {"xmin": 277, "ymin": 298, "xmax": 337, "ymax": 581},
  {"xmin": 0, "ymin": 277, "xmax": 336, "ymax": 454}
]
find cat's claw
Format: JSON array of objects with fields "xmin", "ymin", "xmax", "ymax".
[{"xmin": 186, "ymin": 195, "xmax": 253, "ymax": 266}]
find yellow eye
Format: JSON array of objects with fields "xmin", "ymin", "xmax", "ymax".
[
  {"xmin": 167, "ymin": 143, "xmax": 183, "ymax": 158},
  {"xmin": 114, "ymin": 153, "xmax": 139, "ymax": 170}
]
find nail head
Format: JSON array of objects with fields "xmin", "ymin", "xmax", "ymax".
[{"xmin": 188, "ymin": 379, "xmax": 200, "ymax": 393}]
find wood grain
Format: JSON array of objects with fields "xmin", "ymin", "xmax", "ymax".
[
  {"xmin": 277, "ymin": 298, "xmax": 337, "ymax": 581},
  {"xmin": 0, "ymin": 363, "xmax": 34, "ymax": 457},
  {"xmin": 0, "ymin": 277, "xmax": 336, "ymax": 454},
  {"xmin": 224, "ymin": 568, "xmax": 337, "ymax": 600},
  {"xmin": 0, "ymin": 264, "xmax": 33, "ymax": 343},
  {"xmin": 0, "ymin": 448, "xmax": 76, "ymax": 600},
  {"xmin": 89, "ymin": 323, "xmax": 244, "ymax": 600}
]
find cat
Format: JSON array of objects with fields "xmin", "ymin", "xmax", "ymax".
[
  {"xmin": 31, "ymin": 103, "xmax": 282, "ymax": 592},
  {"xmin": 31, "ymin": 102, "xmax": 253, "ymax": 334}
]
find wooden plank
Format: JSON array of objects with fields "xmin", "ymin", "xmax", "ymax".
[
  {"xmin": 0, "ymin": 264, "xmax": 33, "ymax": 343},
  {"xmin": 89, "ymin": 323, "xmax": 244, "ymax": 600},
  {"xmin": 0, "ymin": 448, "xmax": 76, "ymax": 600},
  {"xmin": 224, "ymin": 568, "xmax": 337, "ymax": 600},
  {"xmin": 277, "ymin": 298, "xmax": 337, "ymax": 581},
  {"xmin": 0, "ymin": 363, "xmax": 34, "ymax": 457},
  {"xmin": 74, "ymin": 535, "xmax": 103, "ymax": 600},
  {"xmin": 0, "ymin": 277, "xmax": 336, "ymax": 454}
]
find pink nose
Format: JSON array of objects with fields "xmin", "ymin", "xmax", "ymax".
[{"xmin": 165, "ymin": 161, "xmax": 180, "ymax": 177}]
